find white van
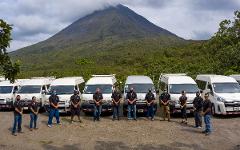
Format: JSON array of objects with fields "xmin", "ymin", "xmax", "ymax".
[
  {"xmin": 196, "ymin": 75, "xmax": 240, "ymax": 115},
  {"xmin": 0, "ymin": 80, "xmax": 24, "ymax": 109},
  {"xmin": 230, "ymin": 75, "xmax": 240, "ymax": 85},
  {"xmin": 159, "ymin": 74, "xmax": 199, "ymax": 114},
  {"xmin": 17, "ymin": 77, "xmax": 54, "ymax": 110},
  {"xmin": 123, "ymin": 75, "xmax": 156, "ymax": 115},
  {"xmin": 46, "ymin": 77, "xmax": 85, "ymax": 113},
  {"xmin": 0, "ymin": 76, "xmax": 5, "ymax": 82},
  {"xmin": 81, "ymin": 75, "xmax": 116, "ymax": 114}
]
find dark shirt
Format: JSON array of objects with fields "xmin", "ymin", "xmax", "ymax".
[
  {"xmin": 145, "ymin": 92, "xmax": 155, "ymax": 104},
  {"xmin": 49, "ymin": 95, "xmax": 60, "ymax": 109},
  {"xmin": 93, "ymin": 92, "xmax": 103, "ymax": 104},
  {"xmin": 179, "ymin": 96, "xmax": 187, "ymax": 107},
  {"xmin": 14, "ymin": 100, "xmax": 23, "ymax": 115},
  {"xmin": 111, "ymin": 91, "xmax": 122, "ymax": 105},
  {"xmin": 70, "ymin": 94, "xmax": 81, "ymax": 109},
  {"xmin": 193, "ymin": 96, "xmax": 203, "ymax": 111},
  {"xmin": 160, "ymin": 93, "xmax": 171, "ymax": 104},
  {"xmin": 28, "ymin": 101, "xmax": 39, "ymax": 113},
  {"xmin": 203, "ymin": 99, "xmax": 212, "ymax": 115},
  {"xmin": 126, "ymin": 91, "xmax": 137, "ymax": 105}
]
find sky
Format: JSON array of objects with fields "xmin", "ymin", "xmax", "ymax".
[{"xmin": 0, "ymin": 0, "xmax": 239, "ymax": 51}]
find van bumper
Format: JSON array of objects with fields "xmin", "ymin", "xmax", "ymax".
[
  {"xmin": 215, "ymin": 101, "xmax": 240, "ymax": 115},
  {"xmin": 0, "ymin": 101, "xmax": 13, "ymax": 109},
  {"xmin": 81, "ymin": 103, "xmax": 113, "ymax": 112},
  {"xmin": 123, "ymin": 102, "xmax": 157, "ymax": 113},
  {"xmin": 170, "ymin": 103, "xmax": 194, "ymax": 114}
]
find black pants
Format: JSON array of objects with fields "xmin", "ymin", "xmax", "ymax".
[{"xmin": 181, "ymin": 107, "xmax": 187, "ymax": 120}]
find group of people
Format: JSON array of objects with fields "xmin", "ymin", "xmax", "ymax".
[{"xmin": 11, "ymin": 87, "xmax": 213, "ymax": 136}]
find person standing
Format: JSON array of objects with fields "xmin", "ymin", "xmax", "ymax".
[
  {"xmin": 126, "ymin": 87, "xmax": 137, "ymax": 120},
  {"xmin": 12, "ymin": 95, "xmax": 23, "ymax": 136},
  {"xmin": 70, "ymin": 90, "xmax": 82, "ymax": 123},
  {"xmin": 202, "ymin": 93, "xmax": 213, "ymax": 135},
  {"xmin": 47, "ymin": 90, "xmax": 61, "ymax": 128},
  {"xmin": 93, "ymin": 88, "xmax": 103, "ymax": 121},
  {"xmin": 29, "ymin": 96, "xmax": 40, "ymax": 131},
  {"xmin": 145, "ymin": 89, "xmax": 155, "ymax": 121},
  {"xmin": 193, "ymin": 91, "xmax": 203, "ymax": 128},
  {"xmin": 111, "ymin": 88, "xmax": 122, "ymax": 121},
  {"xmin": 179, "ymin": 91, "xmax": 188, "ymax": 124},
  {"xmin": 159, "ymin": 89, "xmax": 171, "ymax": 121}
]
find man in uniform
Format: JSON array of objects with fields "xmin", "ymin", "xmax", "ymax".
[
  {"xmin": 93, "ymin": 88, "xmax": 103, "ymax": 121},
  {"xmin": 70, "ymin": 90, "xmax": 82, "ymax": 123},
  {"xmin": 126, "ymin": 87, "xmax": 137, "ymax": 120},
  {"xmin": 193, "ymin": 91, "xmax": 203, "ymax": 128},
  {"xmin": 179, "ymin": 90, "xmax": 188, "ymax": 124},
  {"xmin": 111, "ymin": 87, "xmax": 122, "ymax": 121},
  {"xmin": 47, "ymin": 90, "xmax": 61, "ymax": 128},
  {"xmin": 202, "ymin": 93, "xmax": 212, "ymax": 135},
  {"xmin": 12, "ymin": 95, "xmax": 23, "ymax": 136},
  {"xmin": 145, "ymin": 89, "xmax": 155, "ymax": 121},
  {"xmin": 159, "ymin": 89, "xmax": 171, "ymax": 121},
  {"xmin": 29, "ymin": 96, "xmax": 40, "ymax": 131}
]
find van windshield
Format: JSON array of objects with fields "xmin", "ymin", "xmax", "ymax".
[
  {"xmin": 0, "ymin": 86, "xmax": 13, "ymax": 94},
  {"xmin": 84, "ymin": 85, "xmax": 112, "ymax": 94},
  {"xmin": 49, "ymin": 86, "xmax": 74, "ymax": 95},
  {"xmin": 213, "ymin": 83, "xmax": 240, "ymax": 93},
  {"xmin": 18, "ymin": 85, "xmax": 41, "ymax": 94},
  {"xmin": 126, "ymin": 84, "xmax": 155, "ymax": 93},
  {"xmin": 169, "ymin": 84, "xmax": 199, "ymax": 94}
]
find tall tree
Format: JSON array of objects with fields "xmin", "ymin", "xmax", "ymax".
[{"xmin": 0, "ymin": 19, "xmax": 20, "ymax": 82}]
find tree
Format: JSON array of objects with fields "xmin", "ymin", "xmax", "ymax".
[{"xmin": 0, "ymin": 19, "xmax": 20, "ymax": 82}]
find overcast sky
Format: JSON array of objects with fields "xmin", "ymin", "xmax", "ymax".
[{"xmin": 1, "ymin": 0, "xmax": 239, "ymax": 51}]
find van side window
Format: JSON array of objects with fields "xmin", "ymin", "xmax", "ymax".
[{"xmin": 196, "ymin": 80, "xmax": 207, "ymax": 90}]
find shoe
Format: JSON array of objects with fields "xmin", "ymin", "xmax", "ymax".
[
  {"xmin": 71, "ymin": 121, "xmax": 74, "ymax": 124},
  {"xmin": 168, "ymin": 120, "xmax": 171, "ymax": 122},
  {"xmin": 197, "ymin": 126, "xmax": 202, "ymax": 129},
  {"xmin": 117, "ymin": 117, "xmax": 120, "ymax": 121},
  {"xmin": 181, "ymin": 120, "xmax": 184, "ymax": 123},
  {"xmin": 202, "ymin": 130, "xmax": 207, "ymax": 133},
  {"xmin": 57, "ymin": 122, "xmax": 62, "ymax": 125},
  {"xmin": 12, "ymin": 133, "xmax": 17, "ymax": 136},
  {"xmin": 30, "ymin": 128, "xmax": 33, "ymax": 131},
  {"xmin": 79, "ymin": 120, "xmax": 82, "ymax": 123},
  {"xmin": 134, "ymin": 118, "xmax": 137, "ymax": 121},
  {"xmin": 185, "ymin": 121, "xmax": 188, "ymax": 124},
  {"xmin": 128, "ymin": 118, "xmax": 132, "ymax": 120},
  {"xmin": 151, "ymin": 118, "xmax": 154, "ymax": 121},
  {"xmin": 47, "ymin": 124, "xmax": 52, "ymax": 128},
  {"xmin": 112, "ymin": 118, "xmax": 115, "ymax": 121},
  {"xmin": 18, "ymin": 131, "xmax": 24, "ymax": 133},
  {"xmin": 205, "ymin": 132, "xmax": 211, "ymax": 136}
]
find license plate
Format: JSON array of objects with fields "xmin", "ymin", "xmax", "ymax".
[
  {"xmin": 24, "ymin": 107, "xmax": 28, "ymax": 110},
  {"xmin": 226, "ymin": 107, "xmax": 233, "ymax": 111},
  {"xmin": 233, "ymin": 107, "xmax": 239, "ymax": 111},
  {"xmin": 138, "ymin": 109, "xmax": 144, "ymax": 112}
]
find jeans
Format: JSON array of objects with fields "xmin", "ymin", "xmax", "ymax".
[
  {"xmin": 204, "ymin": 115, "xmax": 212, "ymax": 133},
  {"xmin": 113, "ymin": 105, "xmax": 120, "ymax": 119},
  {"xmin": 181, "ymin": 107, "xmax": 187, "ymax": 120},
  {"xmin": 48, "ymin": 109, "xmax": 60, "ymax": 125},
  {"xmin": 94, "ymin": 105, "xmax": 102, "ymax": 120},
  {"xmin": 147, "ymin": 105, "xmax": 154, "ymax": 119},
  {"xmin": 12, "ymin": 114, "xmax": 22, "ymax": 133},
  {"xmin": 194, "ymin": 111, "xmax": 202, "ymax": 127},
  {"xmin": 128, "ymin": 104, "xmax": 136, "ymax": 119},
  {"xmin": 30, "ymin": 112, "xmax": 38, "ymax": 129}
]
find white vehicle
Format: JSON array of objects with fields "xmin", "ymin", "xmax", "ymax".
[
  {"xmin": 81, "ymin": 75, "xmax": 116, "ymax": 114},
  {"xmin": 123, "ymin": 75, "xmax": 156, "ymax": 115},
  {"xmin": 159, "ymin": 74, "xmax": 199, "ymax": 114},
  {"xmin": 0, "ymin": 76, "xmax": 5, "ymax": 82},
  {"xmin": 46, "ymin": 77, "xmax": 85, "ymax": 113},
  {"xmin": 17, "ymin": 77, "xmax": 54, "ymax": 110},
  {"xmin": 0, "ymin": 80, "xmax": 25, "ymax": 109},
  {"xmin": 230, "ymin": 75, "xmax": 240, "ymax": 85},
  {"xmin": 196, "ymin": 75, "xmax": 240, "ymax": 115}
]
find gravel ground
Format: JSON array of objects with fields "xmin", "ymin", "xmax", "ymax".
[{"xmin": 0, "ymin": 110, "xmax": 240, "ymax": 150}]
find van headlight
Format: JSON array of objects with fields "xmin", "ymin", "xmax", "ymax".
[
  {"xmin": 217, "ymin": 97, "xmax": 225, "ymax": 102},
  {"xmin": 6, "ymin": 98, "xmax": 11, "ymax": 102}
]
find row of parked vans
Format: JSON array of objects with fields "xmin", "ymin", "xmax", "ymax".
[{"xmin": 0, "ymin": 74, "xmax": 240, "ymax": 115}]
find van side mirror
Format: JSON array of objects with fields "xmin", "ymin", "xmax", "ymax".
[{"xmin": 42, "ymin": 90, "xmax": 46, "ymax": 94}]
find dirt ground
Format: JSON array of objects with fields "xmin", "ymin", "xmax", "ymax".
[{"xmin": 0, "ymin": 109, "xmax": 240, "ymax": 150}]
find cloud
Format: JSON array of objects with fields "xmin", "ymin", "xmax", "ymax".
[{"xmin": 0, "ymin": 0, "xmax": 239, "ymax": 51}]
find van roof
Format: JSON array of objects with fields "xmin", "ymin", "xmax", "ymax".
[
  {"xmin": 160, "ymin": 74, "xmax": 196, "ymax": 84},
  {"xmin": 0, "ymin": 79, "xmax": 29, "ymax": 86},
  {"xmin": 86, "ymin": 75, "xmax": 116, "ymax": 85},
  {"xmin": 51, "ymin": 77, "xmax": 84, "ymax": 85},
  {"xmin": 125, "ymin": 76, "xmax": 153, "ymax": 84},
  {"xmin": 230, "ymin": 75, "xmax": 240, "ymax": 81},
  {"xmin": 21, "ymin": 79, "xmax": 53, "ymax": 86},
  {"xmin": 196, "ymin": 75, "xmax": 237, "ymax": 83}
]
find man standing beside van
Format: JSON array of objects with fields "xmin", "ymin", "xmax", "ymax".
[
  {"xmin": 93, "ymin": 88, "xmax": 103, "ymax": 121},
  {"xmin": 12, "ymin": 95, "xmax": 23, "ymax": 136},
  {"xmin": 111, "ymin": 88, "xmax": 122, "ymax": 121},
  {"xmin": 126, "ymin": 87, "xmax": 137, "ymax": 120},
  {"xmin": 179, "ymin": 91, "xmax": 188, "ymax": 124},
  {"xmin": 70, "ymin": 90, "xmax": 82, "ymax": 123},
  {"xmin": 193, "ymin": 91, "xmax": 203, "ymax": 128},
  {"xmin": 145, "ymin": 89, "xmax": 155, "ymax": 121},
  {"xmin": 47, "ymin": 90, "xmax": 61, "ymax": 128},
  {"xmin": 159, "ymin": 89, "xmax": 171, "ymax": 121},
  {"xmin": 29, "ymin": 96, "xmax": 40, "ymax": 131},
  {"xmin": 202, "ymin": 93, "xmax": 212, "ymax": 135}
]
